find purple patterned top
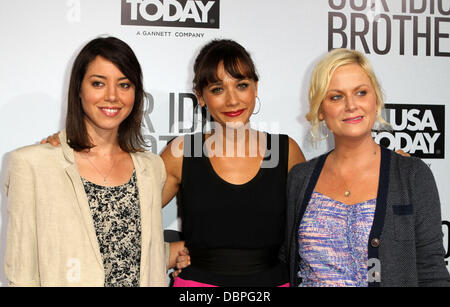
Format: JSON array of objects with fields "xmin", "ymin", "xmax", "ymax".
[{"xmin": 297, "ymin": 191, "xmax": 376, "ymax": 287}]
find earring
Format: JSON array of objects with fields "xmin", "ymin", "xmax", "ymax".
[
  {"xmin": 310, "ymin": 120, "xmax": 329, "ymax": 141},
  {"xmin": 253, "ymin": 96, "xmax": 261, "ymax": 115}
]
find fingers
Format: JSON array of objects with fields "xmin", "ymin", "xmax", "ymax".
[
  {"xmin": 172, "ymin": 247, "xmax": 190, "ymax": 279},
  {"xmin": 395, "ymin": 149, "xmax": 411, "ymax": 157},
  {"xmin": 172, "ymin": 269, "xmax": 182, "ymax": 278},
  {"xmin": 41, "ymin": 131, "xmax": 62, "ymax": 147},
  {"xmin": 48, "ymin": 137, "xmax": 58, "ymax": 146},
  {"xmin": 48, "ymin": 132, "xmax": 62, "ymax": 147},
  {"xmin": 175, "ymin": 255, "xmax": 191, "ymax": 269},
  {"xmin": 179, "ymin": 248, "xmax": 189, "ymax": 256},
  {"xmin": 175, "ymin": 247, "xmax": 191, "ymax": 270}
]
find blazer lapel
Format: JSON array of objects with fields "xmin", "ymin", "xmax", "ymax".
[
  {"xmin": 131, "ymin": 153, "xmax": 153, "ymax": 285},
  {"xmin": 61, "ymin": 131, "xmax": 104, "ymax": 271}
]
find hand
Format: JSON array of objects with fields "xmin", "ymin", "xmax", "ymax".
[
  {"xmin": 172, "ymin": 247, "xmax": 190, "ymax": 278},
  {"xmin": 395, "ymin": 149, "xmax": 411, "ymax": 157},
  {"xmin": 40, "ymin": 131, "xmax": 61, "ymax": 147}
]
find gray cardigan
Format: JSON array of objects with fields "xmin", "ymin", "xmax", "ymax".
[{"xmin": 283, "ymin": 147, "xmax": 450, "ymax": 287}]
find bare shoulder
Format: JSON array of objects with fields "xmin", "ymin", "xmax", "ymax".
[
  {"xmin": 160, "ymin": 136, "xmax": 184, "ymax": 163},
  {"xmin": 160, "ymin": 135, "xmax": 184, "ymax": 180},
  {"xmin": 287, "ymin": 136, "xmax": 306, "ymax": 171}
]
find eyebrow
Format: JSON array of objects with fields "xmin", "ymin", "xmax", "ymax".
[
  {"xmin": 207, "ymin": 81, "xmax": 223, "ymax": 86},
  {"xmin": 208, "ymin": 78, "xmax": 249, "ymax": 86},
  {"xmin": 88, "ymin": 74, "xmax": 129, "ymax": 81},
  {"xmin": 327, "ymin": 84, "xmax": 368, "ymax": 93}
]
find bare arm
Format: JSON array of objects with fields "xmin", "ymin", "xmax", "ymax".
[
  {"xmin": 287, "ymin": 137, "xmax": 306, "ymax": 172},
  {"xmin": 160, "ymin": 136, "xmax": 184, "ymax": 207}
]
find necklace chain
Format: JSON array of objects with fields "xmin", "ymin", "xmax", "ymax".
[
  {"xmin": 333, "ymin": 148, "xmax": 378, "ymax": 197},
  {"xmin": 85, "ymin": 154, "xmax": 117, "ymax": 184},
  {"xmin": 336, "ymin": 168, "xmax": 351, "ymax": 197}
]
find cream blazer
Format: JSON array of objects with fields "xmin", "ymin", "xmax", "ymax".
[{"xmin": 4, "ymin": 131, "xmax": 167, "ymax": 286}]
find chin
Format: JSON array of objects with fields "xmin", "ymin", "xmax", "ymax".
[
  {"xmin": 340, "ymin": 131, "xmax": 373, "ymax": 140},
  {"xmin": 90, "ymin": 121, "xmax": 122, "ymax": 132}
]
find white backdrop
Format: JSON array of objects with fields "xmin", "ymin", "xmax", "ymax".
[{"xmin": 0, "ymin": 0, "xmax": 449, "ymax": 286}]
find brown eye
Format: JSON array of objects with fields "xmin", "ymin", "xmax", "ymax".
[
  {"xmin": 119, "ymin": 82, "xmax": 131, "ymax": 89},
  {"xmin": 92, "ymin": 81, "xmax": 104, "ymax": 88},
  {"xmin": 210, "ymin": 87, "xmax": 223, "ymax": 94},
  {"xmin": 237, "ymin": 82, "xmax": 249, "ymax": 89}
]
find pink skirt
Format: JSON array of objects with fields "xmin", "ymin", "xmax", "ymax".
[{"xmin": 173, "ymin": 277, "xmax": 290, "ymax": 287}]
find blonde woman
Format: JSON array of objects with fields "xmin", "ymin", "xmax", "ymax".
[{"xmin": 284, "ymin": 49, "xmax": 450, "ymax": 287}]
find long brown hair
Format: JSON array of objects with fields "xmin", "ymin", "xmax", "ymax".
[{"xmin": 66, "ymin": 36, "xmax": 145, "ymax": 152}]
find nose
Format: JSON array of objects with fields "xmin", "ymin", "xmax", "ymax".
[
  {"xmin": 225, "ymin": 88, "xmax": 239, "ymax": 107},
  {"xmin": 105, "ymin": 84, "xmax": 118, "ymax": 102},
  {"xmin": 344, "ymin": 96, "xmax": 357, "ymax": 112}
]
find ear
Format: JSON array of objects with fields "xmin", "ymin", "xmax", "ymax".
[
  {"xmin": 254, "ymin": 81, "xmax": 258, "ymax": 97},
  {"xmin": 318, "ymin": 109, "xmax": 325, "ymax": 121},
  {"xmin": 196, "ymin": 91, "xmax": 206, "ymax": 107}
]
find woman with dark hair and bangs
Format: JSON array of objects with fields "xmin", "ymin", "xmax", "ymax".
[
  {"xmin": 162, "ymin": 39, "xmax": 306, "ymax": 287},
  {"xmin": 5, "ymin": 37, "xmax": 168, "ymax": 286}
]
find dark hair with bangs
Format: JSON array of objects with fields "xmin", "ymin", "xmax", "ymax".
[
  {"xmin": 193, "ymin": 39, "xmax": 259, "ymax": 95},
  {"xmin": 66, "ymin": 36, "xmax": 145, "ymax": 152}
]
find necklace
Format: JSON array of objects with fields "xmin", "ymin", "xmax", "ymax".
[
  {"xmin": 85, "ymin": 154, "xmax": 117, "ymax": 185},
  {"xmin": 337, "ymin": 169, "xmax": 351, "ymax": 197},
  {"xmin": 334, "ymin": 148, "xmax": 378, "ymax": 198}
]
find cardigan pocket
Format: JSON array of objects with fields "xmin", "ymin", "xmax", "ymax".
[{"xmin": 392, "ymin": 205, "xmax": 415, "ymax": 241}]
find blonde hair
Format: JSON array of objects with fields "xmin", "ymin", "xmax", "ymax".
[{"xmin": 306, "ymin": 48, "xmax": 388, "ymax": 140}]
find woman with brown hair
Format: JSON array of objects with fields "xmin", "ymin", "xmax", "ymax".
[
  {"xmin": 5, "ymin": 37, "xmax": 167, "ymax": 286},
  {"xmin": 163, "ymin": 39, "xmax": 305, "ymax": 287}
]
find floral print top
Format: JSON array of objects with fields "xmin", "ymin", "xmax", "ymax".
[{"xmin": 82, "ymin": 170, "xmax": 141, "ymax": 287}]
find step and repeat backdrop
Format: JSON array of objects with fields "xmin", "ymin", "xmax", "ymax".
[{"xmin": 0, "ymin": 0, "xmax": 449, "ymax": 284}]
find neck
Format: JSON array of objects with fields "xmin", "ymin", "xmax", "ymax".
[
  {"xmin": 209, "ymin": 122, "xmax": 261, "ymax": 157},
  {"xmin": 84, "ymin": 120, "xmax": 121, "ymax": 156},
  {"xmin": 331, "ymin": 134, "xmax": 379, "ymax": 167}
]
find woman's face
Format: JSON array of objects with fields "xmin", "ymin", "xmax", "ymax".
[
  {"xmin": 198, "ymin": 62, "xmax": 258, "ymax": 130},
  {"xmin": 80, "ymin": 56, "xmax": 135, "ymax": 134},
  {"xmin": 319, "ymin": 63, "xmax": 377, "ymax": 140}
]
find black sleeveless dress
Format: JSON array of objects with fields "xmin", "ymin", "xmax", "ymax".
[{"xmin": 177, "ymin": 132, "xmax": 290, "ymax": 286}]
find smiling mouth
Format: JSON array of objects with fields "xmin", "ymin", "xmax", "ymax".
[
  {"xmin": 99, "ymin": 107, "xmax": 121, "ymax": 117},
  {"xmin": 223, "ymin": 109, "xmax": 245, "ymax": 117},
  {"xmin": 343, "ymin": 116, "xmax": 363, "ymax": 123}
]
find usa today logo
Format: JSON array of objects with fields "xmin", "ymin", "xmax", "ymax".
[
  {"xmin": 372, "ymin": 104, "xmax": 445, "ymax": 159},
  {"xmin": 121, "ymin": 0, "xmax": 220, "ymax": 29}
]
